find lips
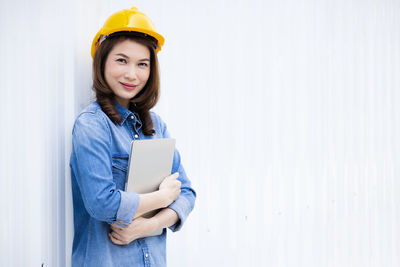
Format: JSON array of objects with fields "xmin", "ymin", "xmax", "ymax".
[{"xmin": 120, "ymin": 82, "xmax": 137, "ymax": 91}]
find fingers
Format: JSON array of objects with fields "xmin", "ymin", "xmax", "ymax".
[
  {"xmin": 161, "ymin": 173, "xmax": 179, "ymax": 184},
  {"xmin": 111, "ymin": 230, "xmax": 124, "ymax": 241},
  {"xmin": 109, "ymin": 233, "xmax": 126, "ymax": 245},
  {"xmin": 110, "ymin": 224, "xmax": 124, "ymax": 232},
  {"xmin": 167, "ymin": 172, "xmax": 179, "ymax": 180},
  {"xmin": 168, "ymin": 173, "xmax": 181, "ymax": 187},
  {"xmin": 109, "ymin": 231, "xmax": 128, "ymax": 245},
  {"xmin": 159, "ymin": 173, "xmax": 180, "ymax": 191}
]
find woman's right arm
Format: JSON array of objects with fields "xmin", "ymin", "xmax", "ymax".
[
  {"xmin": 134, "ymin": 172, "xmax": 181, "ymax": 219},
  {"xmin": 71, "ymin": 111, "xmax": 178, "ymax": 228}
]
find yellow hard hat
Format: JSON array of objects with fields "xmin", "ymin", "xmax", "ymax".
[{"xmin": 91, "ymin": 7, "xmax": 165, "ymax": 58}]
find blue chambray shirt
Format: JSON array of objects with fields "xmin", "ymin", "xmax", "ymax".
[{"xmin": 70, "ymin": 101, "xmax": 196, "ymax": 267}]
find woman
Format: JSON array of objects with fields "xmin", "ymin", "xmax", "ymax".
[{"xmin": 70, "ymin": 7, "xmax": 196, "ymax": 266}]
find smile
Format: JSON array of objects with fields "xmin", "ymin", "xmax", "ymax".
[{"xmin": 120, "ymin": 82, "xmax": 137, "ymax": 91}]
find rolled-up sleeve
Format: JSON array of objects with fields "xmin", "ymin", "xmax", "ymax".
[
  {"xmin": 154, "ymin": 113, "xmax": 197, "ymax": 232},
  {"xmin": 71, "ymin": 111, "xmax": 139, "ymax": 227}
]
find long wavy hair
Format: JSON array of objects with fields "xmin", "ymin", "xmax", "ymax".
[{"xmin": 92, "ymin": 32, "xmax": 160, "ymax": 136}]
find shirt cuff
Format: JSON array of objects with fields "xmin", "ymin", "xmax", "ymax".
[
  {"xmin": 114, "ymin": 190, "xmax": 140, "ymax": 227},
  {"xmin": 167, "ymin": 196, "xmax": 192, "ymax": 232}
]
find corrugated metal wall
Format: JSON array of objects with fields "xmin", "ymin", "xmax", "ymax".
[{"xmin": 1, "ymin": 0, "xmax": 399, "ymax": 266}]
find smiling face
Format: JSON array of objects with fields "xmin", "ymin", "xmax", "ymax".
[{"xmin": 104, "ymin": 39, "xmax": 151, "ymax": 108}]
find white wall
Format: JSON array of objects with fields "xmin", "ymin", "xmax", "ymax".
[
  {"xmin": 0, "ymin": 0, "xmax": 399, "ymax": 266},
  {"xmin": 0, "ymin": 0, "xmax": 74, "ymax": 266}
]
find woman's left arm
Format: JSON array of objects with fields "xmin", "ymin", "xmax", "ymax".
[{"xmin": 109, "ymin": 208, "xmax": 179, "ymax": 245}]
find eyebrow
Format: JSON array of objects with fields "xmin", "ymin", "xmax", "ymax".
[
  {"xmin": 115, "ymin": 53, "xmax": 150, "ymax": 61},
  {"xmin": 115, "ymin": 53, "xmax": 129, "ymax": 58}
]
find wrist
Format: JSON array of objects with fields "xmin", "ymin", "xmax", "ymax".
[
  {"xmin": 157, "ymin": 189, "xmax": 169, "ymax": 208},
  {"xmin": 151, "ymin": 215, "xmax": 161, "ymax": 231}
]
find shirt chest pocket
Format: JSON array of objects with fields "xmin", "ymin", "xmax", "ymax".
[{"xmin": 111, "ymin": 155, "xmax": 129, "ymax": 190}]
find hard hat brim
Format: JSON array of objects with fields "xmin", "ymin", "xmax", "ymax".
[{"xmin": 91, "ymin": 28, "xmax": 165, "ymax": 58}]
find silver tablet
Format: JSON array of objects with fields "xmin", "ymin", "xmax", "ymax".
[{"xmin": 125, "ymin": 138, "xmax": 176, "ymax": 236}]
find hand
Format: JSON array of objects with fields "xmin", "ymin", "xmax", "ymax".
[
  {"xmin": 109, "ymin": 217, "xmax": 158, "ymax": 245},
  {"xmin": 159, "ymin": 173, "xmax": 181, "ymax": 207}
]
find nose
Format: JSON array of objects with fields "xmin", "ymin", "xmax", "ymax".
[{"xmin": 124, "ymin": 65, "xmax": 137, "ymax": 81}]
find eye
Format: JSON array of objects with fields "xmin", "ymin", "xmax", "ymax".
[
  {"xmin": 116, "ymin": 58, "xmax": 127, "ymax": 64},
  {"xmin": 138, "ymin": 62, "xmax": 149, "ymax": 67}
]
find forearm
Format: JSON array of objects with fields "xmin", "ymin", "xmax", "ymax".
[
  {"xmin": 153, "ymin": 208, "xmax": 179, "ymax": 230},
  {"xmin": 134, "ymin": 191, "xmax": 168, "ymax": 219},
  {"xmin": 109, "ymin": 208, "xmax": 179, "ymax": 245},
  {"xmin": 134, "ymin": 172, "xmax": 181, "ymax": 219}
]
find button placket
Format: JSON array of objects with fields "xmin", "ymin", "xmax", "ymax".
[
  {"xmin": 138, "ymin": 224, "xmax": 151, "ymax": 266},
  {"xmin": 129, "ymin": 114, "xmax": 140, "ymax": 140},
  {"xmin": 142, "ymin": 248, "xmax": 150, "ymax": 266}
]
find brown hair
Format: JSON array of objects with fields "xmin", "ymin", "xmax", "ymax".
[{"xmin": 92, "ymin": 32, "xmax": 160, "ymax": 135}]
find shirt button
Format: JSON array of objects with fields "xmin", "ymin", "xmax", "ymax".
[
  {"xmin": 145, "ymin": 253, "xmax": 149, "ymax": 258},
  {"xmin": 130, "ymin": 115, "xmax": 134, "ymax": 120},
  {"xmin": 134, "ymin": 134, "xmax": 139, "ymax": 138}
]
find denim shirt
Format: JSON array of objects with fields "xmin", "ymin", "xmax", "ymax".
[{"xmin": 70, "ymin": 101, "xmax": 196, "ymax": 267}]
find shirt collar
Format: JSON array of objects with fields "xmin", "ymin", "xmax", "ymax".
[{"xmin": 113, "ymin": 100, "xmax": 142, "ymax": 128}]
